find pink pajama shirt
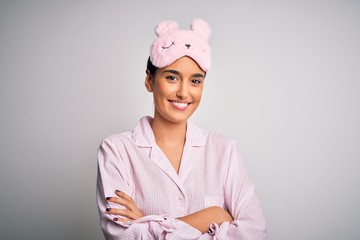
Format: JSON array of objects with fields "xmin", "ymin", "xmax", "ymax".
[{"xmin": 96, "ymin": 116, "xmax": 266, "ymax": 239}]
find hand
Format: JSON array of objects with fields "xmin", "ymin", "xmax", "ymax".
[
  {"xmin": 106, "ymin": 190, "xmax": 144, "ymax": 222},
  {"xmin": 178, "ymin": 206, "xmax": 233, "ymax": 234},
  {"xmin": 212, "ymin": 206, "xmax": 233, "ymax": 224}
]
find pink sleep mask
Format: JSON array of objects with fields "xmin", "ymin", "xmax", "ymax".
[{"xmin": 150, "ymin": 18, "xmax": 211, "ymax": 72}]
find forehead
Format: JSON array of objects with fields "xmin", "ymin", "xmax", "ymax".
[{"xmin": 160, "ymin": 56, "xmax": 205, "ymax": 75}]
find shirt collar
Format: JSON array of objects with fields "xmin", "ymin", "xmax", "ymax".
[
  {"xmin": 186, "ymin": 120, "xmax": 206, "ymax": 147},
  {"xmin": 132, "ymin": 116, "xmax": 206, "ymax": 147}
]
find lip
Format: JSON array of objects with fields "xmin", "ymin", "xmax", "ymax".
[{"xmin": 168, "ymin": 100, "xmax": 192, "ymax": 111}]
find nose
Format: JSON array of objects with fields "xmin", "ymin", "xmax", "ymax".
[
  {"xmin": 185, "ymin": 44, "xmax": 191, "ymax": 49},
  {"xmin": 176, "ymin": 81, "xmax": 189, "ymax": 99}
]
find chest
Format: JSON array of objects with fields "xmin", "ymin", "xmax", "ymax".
[
  {"xmin": 159, "ymin": 144, "xmax": 183, "ymax": 173},
  {"xmin": 128, "ymin": 146, "xmax": 227, "ymax": 217}
]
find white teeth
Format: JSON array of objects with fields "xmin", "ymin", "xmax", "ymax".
[
  {"xmin": 171, "ymin": 101, "xmax": 188, "ymax": 109},
  {"xmin": 173, "ymin": 102, "xmax": 187, "ymax": 107}
]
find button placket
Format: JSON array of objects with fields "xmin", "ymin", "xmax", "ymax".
[{"xmin": 178, "ymin": 192, "xmax": 186, "ymax": 215}]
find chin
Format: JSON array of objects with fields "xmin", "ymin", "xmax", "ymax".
[
  {"xmin": 163, "ymin": 111, "xmax": 194, "ymax": 124},
  {"xmin": 155, "ymin": 104, "xmax": 198, "ymax": 124},
  {"xmin": 166, "ymin": 115, "xmax": 190, "ymax": 124}
]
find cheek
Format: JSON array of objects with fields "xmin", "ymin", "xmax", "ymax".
[
  {"xmin": 152, "ymin": 85, "xmax": 170, "ymax": 102},
  {"xmin": 156, "ymin": 83, "xmax": 177, "ymax": 97},
  {"xmin": 193, "ymin": 88, "xmax": 204, "ymax": 101}
]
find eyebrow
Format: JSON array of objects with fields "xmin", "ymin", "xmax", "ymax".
[
  {"xmin": 163, "ymin": 70, "xmax": 180, "ymax": 75},
  {"xmin": 163, "ymin": 70, "xmax": 205, "ymax": 78},
  {"xmin": 194, "ymin": 73, "xmax": 206, "ymax": 78}
]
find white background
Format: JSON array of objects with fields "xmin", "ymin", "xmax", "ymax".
[{"xmin": 1, "ymin": 1, "xmax": 359, "ymax": 239}]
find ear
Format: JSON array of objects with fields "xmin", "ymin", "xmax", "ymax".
[
  {"xmin": 155, "ymin": 20, "xmax": 178, "ymax": 36},
  {"xmin": 145, "ymin": 70, "xmax": 153, "ymax": 92},
  {"xmin": 191, "ymin": 18, "xmax": 211, "ymax": 40}
]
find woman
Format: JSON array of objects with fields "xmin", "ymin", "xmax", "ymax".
[{"xmin": 96, "ymin": 18, "xmax": 266, "ymax": 239}]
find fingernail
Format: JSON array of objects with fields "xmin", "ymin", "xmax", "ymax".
[
  {"xmin": 106, "ymin": 208, "xmax": 110, "ymax": 212},
  {"xmin": 106, "ymin": 197, "xmax": 110, "ymax": 200},
  {"xmin": 113, "ymin": 217, "xmax": 118, "ymax": 221},
  {"xmin": 115, "ymin": 190, "xmax": 121, "ymax": 193}
]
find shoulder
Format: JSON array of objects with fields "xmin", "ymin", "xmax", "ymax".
[
  {"xmin": 194, "ymin": 127, "xmax": 242, "ymax": 172},
  {"xmin": 98, "ymin": 131, "xmax": 133, "ymax": 151},
  {"xmin": 189, "ymin": 121, "xmax": 237, "ymax": 151},
  {"xmin": 99, "ymin": 116, "xmax": 153, "ymax": 148},
  {"xmin": 197, "ymin": 126, "xmax": 236, "ymax": 148},
  {"xmin": 205, "ymin": 130, "xmax": 235, "ymax": 145},
  {"xmin": 204, "ymin": 131, "xmax": 238, "ymax": 159}
]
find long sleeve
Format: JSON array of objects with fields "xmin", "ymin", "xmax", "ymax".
[
  {"xmin": 96, "ymin": 117, "xmax": 266, "ymax": 239},
  {"xmin": 200, "ymin": 141, "xmax": 267, "ymax": 240},
  {"xmin": 96, "ymin": 138, "xmax": 202, "ymax": 240}
]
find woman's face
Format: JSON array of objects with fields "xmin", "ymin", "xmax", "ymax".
[{"xmin": 145, "ymin": 56, "xmax": 205, "ymax": 125}]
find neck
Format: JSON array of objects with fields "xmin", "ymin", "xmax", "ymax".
[{"xmin": 151, "ymin": 115, "xmax": 187, "ymax": 147}]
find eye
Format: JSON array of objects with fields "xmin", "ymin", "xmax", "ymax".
[
  {"xmin": 162, "ymin": 42, "xmax": 175, "ymax": 49},
  {"xmin": 191, "ymin": 79, "xmax": 202, "ymax": 85},
  {"xmin": 166, "ymin": 75, "xmax": 178, "ymax": 81}
]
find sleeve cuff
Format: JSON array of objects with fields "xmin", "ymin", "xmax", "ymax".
[
  {"xmin": 119, "ymin": 214, "xmax": 202, "ymax": 239},
  {"xmin": 208, "ymin": 221, "xmax": 230, "ymax": 239}
]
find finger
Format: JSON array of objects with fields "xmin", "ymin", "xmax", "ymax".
[
  {"xmin": 115, "ymin": 190, "xmax": 134, "ymax": 203},
  {"xmin": 106, "ymin": 197, "xmax": 134, "ymax": 211},
  {"xmin": 111, "ymin": 191, "xmax": 138, "ymax": 212},
  {"xmin": 114, "ymin": 217, "xmax": 132, "ymax": 222},
  {"xmin": 106, "ymin": 197, "xmax": 130, "ymax": 207},
  {"xmin": 106, "ymin": 208, "xmax": 139, "ymax": 220}
]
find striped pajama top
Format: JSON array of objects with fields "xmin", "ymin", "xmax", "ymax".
[{"xmin": 96, "ymin": 116, "xmax": 266, "ymax": 239}]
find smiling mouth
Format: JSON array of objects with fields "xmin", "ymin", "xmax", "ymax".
[{"xmin": 168, "ymin": 100, "xmax": 192, "ymax": 110}]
